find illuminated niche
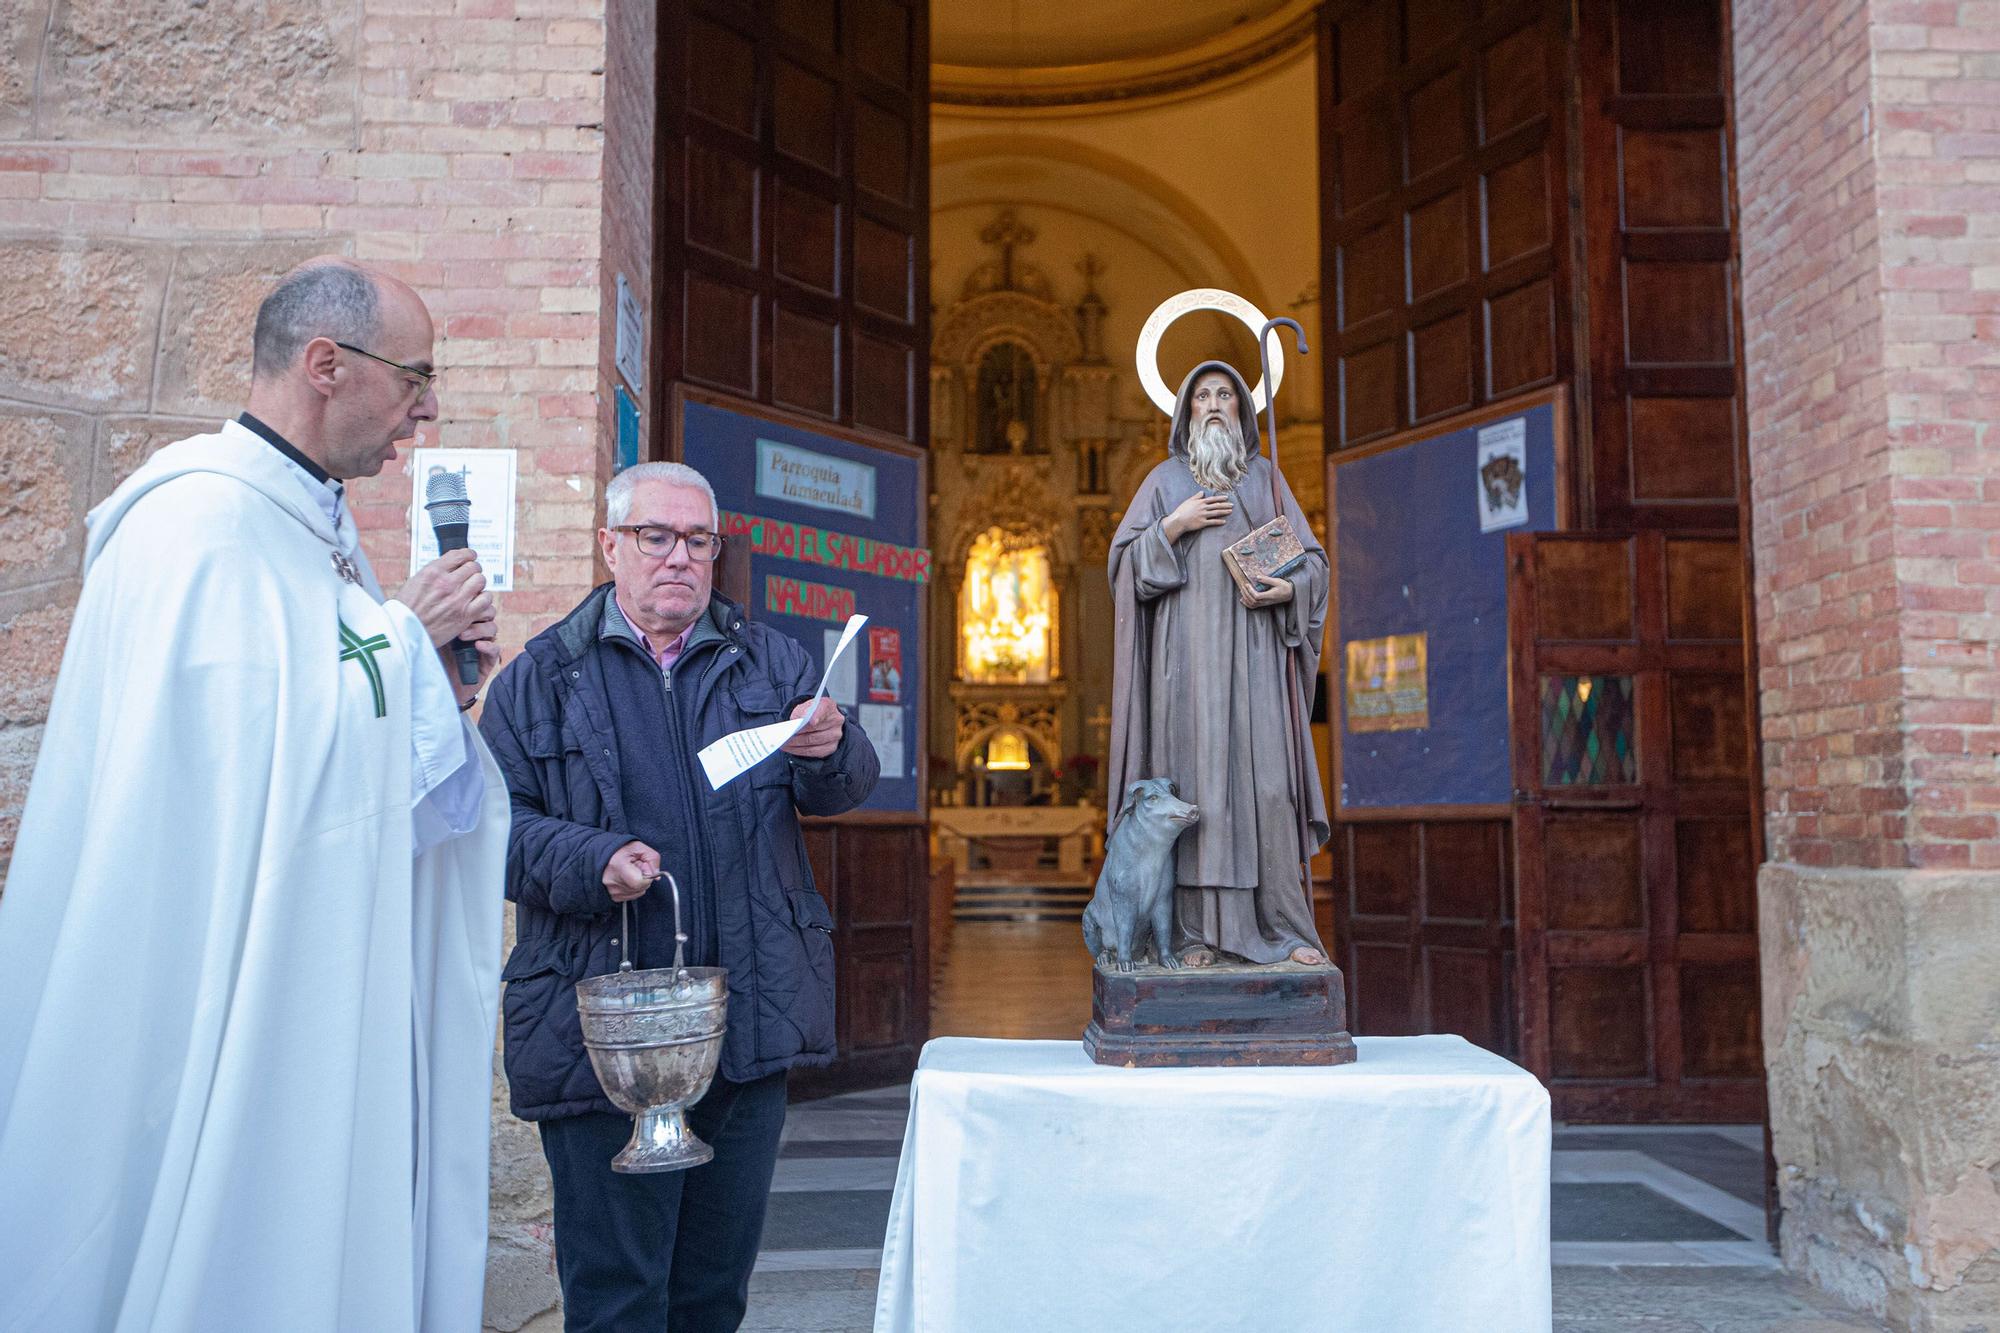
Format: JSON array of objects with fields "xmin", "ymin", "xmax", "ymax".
[
  {"xmin": 985, "ymin": 729, "xmax": 1032, "ymax": 770},
  {"xmin": 959, "ymin": 527, "xmax": 1056, "ymax": 684}
]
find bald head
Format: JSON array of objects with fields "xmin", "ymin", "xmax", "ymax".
[
  {"xmin": 252, "ymin": 259, "xmax": 381, "ymax": 381},
  {"xmin": 242, "ymin": 257, "xmax": 440, "ymax": 480}
]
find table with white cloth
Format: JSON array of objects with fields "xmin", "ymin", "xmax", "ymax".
[{"xmin": 872, "ymin": 1034, "xmax": 1551, "ymax": 1333}]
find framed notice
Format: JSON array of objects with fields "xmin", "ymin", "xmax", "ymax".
[
  {"xmin": 676, "ymin": 388, "xmax": 928, "ymax": 818},
  {"xmin": 1345, "ymin": 633, "xmax": 1429, "ymax": 733},
  {"xmin": 407, "ymin": 447, "xmax": 517, "ymax": 590}
]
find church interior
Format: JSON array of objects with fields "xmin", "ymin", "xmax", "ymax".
[{"xmin": 922, "ymin": 0, "xmax": 1337, "ymax": 1033}]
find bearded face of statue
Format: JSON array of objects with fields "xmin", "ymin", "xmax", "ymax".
[{"xmin": 1184, "ymin": 370, "xmax": 1250, "ymax": 493}]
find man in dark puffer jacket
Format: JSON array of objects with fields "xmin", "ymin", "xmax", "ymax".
[{"xmin": 479, "ymin": 460, "xmax": 878, "ymax": 1333}]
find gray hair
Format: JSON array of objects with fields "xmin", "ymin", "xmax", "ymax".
[
  {"xmin": 606, "ymin": 461, "xmax": 720, "ymax": 528},
  {"xmin": 251, "ymin": 263, "xmax": 381, "ymax": 380},
  {"xmin": 1187, "ymin": 413, "xmax": 1249, "ymax": 493}
]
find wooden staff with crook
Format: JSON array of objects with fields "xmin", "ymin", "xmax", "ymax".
[{"xmin": 1255, "ymin": 317, "xmax": 1320, "ymax": 907}]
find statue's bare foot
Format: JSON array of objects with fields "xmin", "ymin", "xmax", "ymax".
[
  {"xmin": 1288, "ymin": 946, "xmax": 1326, "ymax": 966},
  {"xmin": 1179, "ymin": 946, "xmax": 1216, "ymax": 967}
]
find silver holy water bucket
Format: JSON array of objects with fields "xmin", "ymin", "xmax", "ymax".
[{"xmin": 575, "ymin": 872, "xmax": 729, "ymax": 1173}]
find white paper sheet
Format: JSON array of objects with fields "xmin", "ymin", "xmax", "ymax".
[
  {"xmin": 698, "ymin": 613, "xmax": 867, "ymax": 789},
  {"xmin": 859, "ymin": 703, "xmax": 903, "ymax": 778},
  {"xmin": 824, "ymin": 627, "xmax": 859, "ymax": 706}
]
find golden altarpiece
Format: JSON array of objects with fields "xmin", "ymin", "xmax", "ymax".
[{"xmin": 926, "ymin": 214, "xmax": 1164, "ymax": 854}]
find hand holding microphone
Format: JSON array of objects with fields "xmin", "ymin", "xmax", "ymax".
[{"xmin": 401, "ymin": 471, "xmax": 495, "ymax": 689}]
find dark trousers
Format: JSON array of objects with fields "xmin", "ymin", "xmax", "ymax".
[{"xmin": 538, "ymin": 1071, "xmax": 790, "ymax": 1333}]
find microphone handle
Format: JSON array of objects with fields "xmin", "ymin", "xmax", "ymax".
[
  {"xmin": 430, "ymin": 520, "xmax": 485, "ymax": 687},
  {"xmin": 451, "ymin": 639, "xmax": 481, "ymax": 687}
]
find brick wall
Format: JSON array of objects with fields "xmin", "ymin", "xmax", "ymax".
[
  {"xmin": 1865, "ymin": 1, "xmax": 2000, "ymax": 871},
  {"xmin": 0, "ymin": 0, "xmax": 608, "ymax": 880},
  {"xmin": 1735, "ymin": 0, "xmax": 1900, "ymax": 869},
  {"xmin": 1739, "ymin": 0, "xmax": 2000, "ymax": 872},
  {"xmin": 1737, "ymin": 2, "xmax": 2000, "ymax": 1321}
]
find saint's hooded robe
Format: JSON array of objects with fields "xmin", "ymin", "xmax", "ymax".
[
  {"xmin": 0, "ymin": 422, "xmax": 508, "ymax": 1332},
  {"xmin": 1107, "ymin": 360, "xmax": 1329, "ymax": 964}
]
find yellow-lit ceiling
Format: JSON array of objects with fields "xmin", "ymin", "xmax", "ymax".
[
  {"xmin": 930, "ymin": 0, "xmax": 1313, "ymax": 114},
  {"xmin": 931, "ymin": 0, "xmax": 1292, "ymax": 68}
]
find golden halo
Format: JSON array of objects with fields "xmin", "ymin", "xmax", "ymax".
[{"xmin": 1134, "ymin": 287, "xmax": 1283, "ymax": 417}]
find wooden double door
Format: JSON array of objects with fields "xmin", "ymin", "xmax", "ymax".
[{"xmin": 1508, "ymin": 531, "xmax": 1763, "ymax": 1122}]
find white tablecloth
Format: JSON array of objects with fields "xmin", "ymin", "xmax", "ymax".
[{"xmin": 872, "ymin": 1035, "xmax": 1550, "ymax": 1332}]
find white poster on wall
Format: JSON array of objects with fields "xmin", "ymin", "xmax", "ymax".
[
  {"xmin": 859, "ymin": 703, "xmax": 904, "ymax": 779},
  {"xmin": 824, "ymin": 626, "xmax": 859, "ymax": 706},
  {"xmin": 1474, "ymin": 418, "xmax": 1529, "ymax": 533},
  {"xmin": 409, "ymin": 448, "xmax": 518, "ymax": 590}
]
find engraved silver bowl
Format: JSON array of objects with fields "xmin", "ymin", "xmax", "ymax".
[{"xmin": 575, "ymin": 873, "xmax": 728, "ymax": 1173}]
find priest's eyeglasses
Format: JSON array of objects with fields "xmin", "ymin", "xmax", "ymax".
[
  {"xmin": 334, "ymin": 341, "xmax": 440, "ymax": 398},
  {"xmin": 610, "ymin": 525, "xmax": 725, "ymax": 562}
]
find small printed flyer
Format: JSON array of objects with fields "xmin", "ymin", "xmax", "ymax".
[{"xmin": 868, "ymin": 626, "xmax": 903, "ymax": 702}]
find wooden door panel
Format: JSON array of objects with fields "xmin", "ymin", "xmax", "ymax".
[
  {"xmin": 1425, "ymin": 945, "xmax": 1500, "ymax": 1050},
  {"xmin": 1349, "ymin": 821, "xmax": 1419, "ymax": 916},
  {"xmin": 641, "ymin": 0, "xmax": 929, "ymax": 1099},
  {"xmin": 1534, "ymin": 538, "xmax": 1635, "ymax": 640},
  {"xmin": 654, "ymin": 0, "xmax": 926, "ymax": 446},
  {"xmin": 1669, "ymin": 673, "xmax": 1750, "ymax": 783},
  {"xmin": 1678, "ymin": 963, "xmax": 1760, "ymax": 1078},
  {"xmin": 1353, "ymin": 941, "xmax": 1419, "ymax": 1035},
  {"xmin": 1664, "ymin": 536, "xmax": 1742, "ymax": 639},
  {"xmin": 1579, "ymin": 0, "xmax": 1744, "ymax": 530},
  {"xmin": 1542, "ymin": 814, "xmax": 1643, "ymax": 929},
  {"xmin": 1549, "ymin": 965, "xmax": 1649, "ymax": 1079},
  {"xmin": 1675, "ymin": 816, "xmax": 1755, "ymax": 933},
  {"xmin": 1422, "ymin": 820, "xmax": 1505, "ymax": 920},
  {"xmin": 1335, "ymin": 817, "xmax": 1516, "ymax": 1058},
  {"xmin": 1511, "ymin": 531, "xmax": 1762, "ymax": 1121},
  {"xmin": 1322, "ymin": 0, "xmax": 1570, "ymax": 447}
]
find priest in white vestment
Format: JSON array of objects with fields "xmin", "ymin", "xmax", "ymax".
[{"xmin": 0, "ymin": 259, "xmax": 510, "ymax": 1333}]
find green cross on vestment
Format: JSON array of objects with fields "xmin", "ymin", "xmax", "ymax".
[{"xmin": 339, "ymin": 619, "xmax": 391, "ymax": 719}]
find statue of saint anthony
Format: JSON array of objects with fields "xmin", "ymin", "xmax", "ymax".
[{"xmin": 1107, "ymin": 360, "xmax": 1330, "ymax": 967}]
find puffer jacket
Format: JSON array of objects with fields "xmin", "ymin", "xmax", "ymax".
[{"xmin": 479, "ymin": 584, "xmax": 878, "ymax": 1119}]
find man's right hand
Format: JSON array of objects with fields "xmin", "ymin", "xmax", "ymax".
[
  {"xmin": 398, "ymin": 549, "xmax": 495, "ymax": 648},
  {"xmin": 603, "ymin": 840, "xmax": 660, "ymax": 904},
  {"xmin": 1163, "ymin": 491, "xmax": 1232, "ymax": 541}
]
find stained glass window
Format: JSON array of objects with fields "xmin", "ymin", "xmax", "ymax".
[{"xmin": 1541, "ymin": 674, "xmax": 1637, "ymax": 785}]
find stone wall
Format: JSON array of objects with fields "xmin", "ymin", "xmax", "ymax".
[
  {"xmin": 0, "ymin": 2, "xmax": 606, "ymax": 1328},
  {"xmin": 1735, "ymin": 0, "xmax": 2000, "ymax": 1327}
]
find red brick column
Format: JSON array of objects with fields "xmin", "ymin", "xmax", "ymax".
[{"xmin": 1735, "ymin": 0, "xmax": 2000, "ymax": 1322}]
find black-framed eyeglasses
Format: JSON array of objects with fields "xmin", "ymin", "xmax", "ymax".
[
  {"xmin": 610, "ymin": 525, "xmax": 725, "ymax": 562},
  {"xmin": 334, "ymin": 341, "xmax": 440, "ymax": 398}
]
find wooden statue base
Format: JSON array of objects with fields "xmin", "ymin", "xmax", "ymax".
[{"xmin": 1083, "ymin": 959, "xmax": 1359, "ymax": 1068}]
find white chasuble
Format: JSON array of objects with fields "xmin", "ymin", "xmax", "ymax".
[{"xmin": 0, "ymin": 426, "xmax": 508, "ymax": 1333}]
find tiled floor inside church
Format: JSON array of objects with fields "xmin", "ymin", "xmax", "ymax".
[{"xmin": 741, "ymin": 923, "xmax": 1889, "ymax": 1331}]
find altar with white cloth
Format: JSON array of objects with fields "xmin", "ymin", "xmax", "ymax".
[{"xmin": 872, "ymin": 1034, "xmax": 1551, "ymax": 1332}]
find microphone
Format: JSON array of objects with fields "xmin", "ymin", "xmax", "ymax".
[{"xmin": 423, "ymin": 469, "xmax": 483, "ymax": 686}]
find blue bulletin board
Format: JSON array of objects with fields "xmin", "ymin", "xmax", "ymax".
[
  {"xmin": 678, "ymin": 392, "xmax": 928, "ymax": 816},
  {"xmin": 1330, "ymin": 391, "xmax": 1566, "ymax": 812}
]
